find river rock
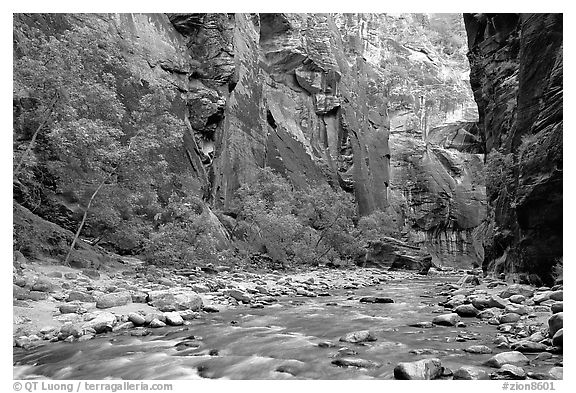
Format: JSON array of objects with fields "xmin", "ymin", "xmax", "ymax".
[
  {"xmin": 130, "ymin": 291, "xmax": 148, "ymax": 303},
  {"xmin": 82, "ymin": 312, "xmax": 116, "ymax": 333},
  {"xmin": 533, "ymin": 291, "xmax": 552, "ymax": 304},
  {"xmin": 551, "ymin": 302, "xmax": 563, "ymax": 314},
  {"xmin": 455, "ymin": 304, "xmax": 479, "ymax": 317},
  {"xmin": 499, "ymin": 313, "xmax": 521, "ymax": 324},
  {"xmin": 67, "ymin": 290, "xmax": 95, "ymax": 303},
  {"xmin": 112, "ymin": 322, "xmax": 135, "ymax": 332},
  {"xmin": 457, "ymin": 275, "xmax": 480, "ymax": 286},
  {"xmin": 128, "ymin": 312, "xmax": 146, "ymax": 326},
  {"xmin": 393, "ymin": 358, "xmax": 443, "ymax": 380},
  {"xmin": 509, "ymin": 295, "xmax": 526, "ymax": 304},
  {"xmin": 445, "ymin": 294, "xmax": 467, "ymax": 308},
  {"xmin": 488, "ymin": 295, "xmax": 508, "ymax": 309},
  {"xmin": 164, "ymin": 311, "xmax": 184, "ymax": 326},
  {"xmin": 332, "ymin": 358, "xmax": 381, "ymax": 369},
  {"xmin": 504, "ymin": 304, "xmax": 529, "ymax": 315},
  {"xmin": 223, "ymin": 289, "xmax": 252, "ymax": 303},
  {"xmin": 548, "ymin": 367, "xmax": 563, "ymax": 380},
  {"xmin": 548, "ymin": 312, "xmax": 563, "ymax": 337},
  {"xmin": 359, "ymin": 296, "xmax": 394, "ymax": 303},
  {"xmin": 484, "ymin": 351, "xmax": 530, "ymax": 368},
  {"xmin": 490, "ymin": 364, "xmax": 527, "ymax": 380},
  {"xmin": 179, "ymin": 310, "xmax": 200, "ymax": 320},
  {"xmin": 59, "ymin": 303, "xmax": 84, "ymax": 314},
  {"xmin": 339, "ymin": 330, "xmax": 377, "ymax": 343},
  {"xmin": 148, "ymin": 318, "xmax": 166, "ymax": 328},
  {"xmin": 432, "ymin": 313, "xmax": 461, "ymax": 326},
  {"xmin": 471, "ymin": 296, "xmax": 491, "ymax": 310},
  {"xmin": 500, "ymin": 285, "xmax": 534, "ymax": 299},
  {"xmin": 452, "ymin": 366, "xmax": 489, "ymax": 380},
  {"xmin": 464, "ymin": 345, "xmax": 493, "ymax": 354},
  {"xmin": 549, "ymin": 290, "xmax": 562, "ymax": 301},
  {"xmin": 59, "ymin": 323, "xmax": 83, "ymax": 339},
  {"xmin": 408, "ymin": 321, "xmax": 434, "ymax": 328},
  {"xmin": 96, "ymin": 291, "xmax": 132, "ymax": 309},
  {"xmin": 552, "ymin": 328, "xmax": 563, "ymax": 347},
  {"xmin": 147, "ymin": 289, "xmax": 203, "ymax": 311},
  {"xmin": 511, "ymin": 341, "xmax": 549, "ymax": 353},
  {"xmin": 31, "ymin": 278, "xmax": 55, "ymax": 292},
  {"xmin": 477, "ymin": 309, "xmax": 497, "ymax": 319}
]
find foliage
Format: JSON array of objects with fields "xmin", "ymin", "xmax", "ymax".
[{"xmin": 484, "ymin": 150, "xmax": 515, "ymax": 201}]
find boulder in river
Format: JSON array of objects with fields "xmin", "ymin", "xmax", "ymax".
[
  {"xmin": 488, "ymin": 295, "xmax": 508, "ymax": 309},
  {"xmin": 96, "ymin": 291, "xmax": 132, "ymax": 309},
  {"xmin": 332, "ymin": 358, "xmax": 381, "ymax": 369},
  {"xmin": 339, "ymin": 330, "xmax": 377, "ymax": 343},
  {"xmin": 548, "ymin": 312, "xmax": 563, "ymax": 337},
  {"xmin": 128, "ymin": 312, "xmax": 146, "ymax": 326},
  {"xmin": 432, "ymin": 313, "xmax": 461, "ymax": 326},
  {"xmin": 463, "ymin": 345, "xmax": 493, "ymax": 354},
  {"xmin": 552, "ymin": 328, "xmax": 563, "ymax": 347},
  {"xmin": 551, "ymin": 302, "xmax": 563, "ymax": 314},
  {"xmin": 82, "ymin": 312, "xmax": 117, "ymax": 334},
  {"xmin": 490, "ymin": 364, "xmax": 527, "ymax": 380},
  {"xmin": 499, "ymin": 285, "xmax": 534, "ymax": 299},
  {"xmin": 454, "ymin": 304, "xmax": 479, "ymax": 317},
  {"xmin": 359, "ymin": 296, "xmax": 394, "ymax": 304},
  {"xmin": 548, "ymin": 367, "xmax": 563, "ymax": 380},
  {"xmin": 164, "ymin": 311, "xmax": 184, "ymax": 326},
  {"xmin": 452, "ymin": 366, "xmax": 489, "ymax": 380},
  {"xmin": 498, "ymin": 313, "xmax": 521, "ymax": 324},
  {"xmin": 394, "ymin": 358, "xmax": 443, "ymax": 380},
  {"xmin": 147, "ymin": 289, "xmax": 202, "ymax": 312},
  {"xmin": 484, "ymin": 351, "xmax": 530, "ymax": 368},
  {"xmin": 67, "ymin": 290, "xmax": 95, "ymax": 303}
]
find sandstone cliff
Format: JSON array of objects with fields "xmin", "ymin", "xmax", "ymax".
[{"xmin": 464, "ymin": 13, "xmax": 562, "ymax": 283}]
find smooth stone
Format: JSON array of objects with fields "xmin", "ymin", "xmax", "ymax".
[
  {"xmin": 488, "ymin": 295, "xmax": 508, "ymax": 309},
  {"xmin": 332, "ymin": 358, "xmax": 381, "ymax": 369},
  {"xmin": 548, "ymin": 312, "xmax": 563, "ymax": 337},
  {"xmin": 339, "ymin": 330, "xmax": 377, "ymax": 343},
  {"xmin": 81, "ymin": 312, "xmax": 116, "ymax": 334},
  {"xmin": 96, "ymin": 291, "xmax": 132, "ymax": 309},
  {"xmin": 464, "ymin": 345, "xmax": 493, "ymax": 354},
  {"xmin": 408, "ymin": 321, "xmax": 434, "ymax": 328},
  {"xmin": 31, "ymin": 278, "xmax": 55, "ymax": 293},
  {"xmin": 552, "ymin": 328, "xmax": 563, "ymax": 347},
  {"xmin": 499, "ymin": 313, "xmax": 521, "ymax": 324},
  {"xmin": 548, "ymin": 367, "xmax": 563, "ymax": 380},
  {"xmin": 484, "ymin": 351, "xmax": 530, "ymax": 368},
  {"xmin": 67, "ymin": 290, "xmax": 95, "ymax": 303},
  {"xmin": 490, "ymin": 364, "xmax": 527, "ymax": 380},
  {"xmin": 147, "ymin": 289, "xmax": 203, "ymax": 311},
  {"xmin": 223, "ymin": 289, "xmax": 252, "ymax": 303},
  {"xmin": 549, "ymin": 290, "xmax": 562, "ymax": 301},
  {"xmin": 505, "ymin": 304, "xmax": 529, "ymax": 315},
  {"xmin": 432, "ymin": 313, "xmax": 461, "ymax": 326},
  {"xmin": 452, "ymin": 366, "xmax": 489, "ymax": 380},
  {"xmin": 551, "ymin": 302, "xmax": 563, "ymax": 314},
  {"xmin": 59, "ymin": 303, "xmax": 83, "ymax": 314},
  {"xmin": 359, "ymin": 296, "xmax": 394, "ymax": 303},
  {"xmin": 127, "ymin": 312, "xmax": 146, "ymax": 326},
  {"xmin": 511, "ymin": 340, "xmax": 549, "ymax": 353},
  {"xmin": 455, "ymin": 304, "xmax": 479, "ymax": 317},
  {"xmin": 164, "ymin": 311, "xmax": 184, "ymax": 326},
  {"xmin": 509, "ymin": 295, "xmax": 526, "ymax": 304},
  {"xmin": 477, "ymin": 309, "xmax": 497, "ymax": 319},
  {"xmin": 148, "ymin": 318, "xmax": 166, "ymax": 328},
  {"xmin": 499, "ymin": 285, "xmax": 534, "ymax": 299},
  {"xmin": 394, "ymin": 358, "xmax": 443, "ymax": 380},
  {"xmin": 471, "ymin": 297, "xmax": 491, "ymax": 310}
]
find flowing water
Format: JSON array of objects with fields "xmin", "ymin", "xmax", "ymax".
[{"xmin": 13, "ymin": 276, "xmax": 557, "ymax": 380}]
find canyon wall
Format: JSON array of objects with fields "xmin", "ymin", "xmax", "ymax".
[
  {"xmin": 464, "ymin": 13, "xmax": 563, "ymax": 283},
  {"xmin": 14, "ymin": 13, "xmax": 489, "ymax": 266}
]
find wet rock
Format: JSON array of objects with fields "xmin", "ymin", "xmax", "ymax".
[
  {"xmin": 339, "ymin": 330, "xmax": 377, "ymax": 343},
  {"xmin": 149, "ymin": 318, "xmax": 166, "ymax": 328},
  {"xmin": 432, "ymin": 313, "xmax": 461, "ymax": 326},
  {"xmin": 551, "ymin": 302, "xmax": 563, "ymax": 314},
  {"xmin": 31, "ymin": 278, "xmax": 55, "ymax": 292},
  {"xmin": 95, "ymin": 291, "xmax": 132, "ymax": 309},
  {"xmin": 202, "ymin": 305, "xmax": 220, "ymax": 313},
  {"xmin": 128, "ymin": 312, "xmax": 146, "ymax": 326},
  {"xmin": 445, "ymin": 294, "xmax": 467, "ymax": 308},
  {"xmin": 59, "ymin": 304, "xmax": 84, "ymax": 314},
  {"xmin": 359, "ymin": 296, "xmax": 394, "ymax": 303},
  {"xmin": 409, "ymin": 349, "xmax": 448, "ymax": 356},
  {"xmin": 58, "ymin": 323, "xmax": 83, "ymax": 339},
  {"xmin": 511, "ymin": 341, "xmax": 549, "ymax": 353},
  {"xmin": 477, "ymin": 309, "xmax": 497, "ymax": 319},
  {"xmin": 548, "ymin": 312, "xmax": 563, "ymax": 337},
  {"xmin": 548, "ymin": 367, "xmax": 563, "ymax": 380},
  {"xmin": 112, "ymin": 322, "xmax": 135, "ymax": 332},
  {"xmin": 64, "ymin": 272, "xmax": 78, "ymax": 280},
  {"xmin": 464, "ymin": 345, "xmax": 493, "ymax": 354},
  {"xmin": 179, "ymin": 310, "xmax": 200, "ymax": 320},
  {"xmin": 408, "ymin": 321, "xmax": 434, "ymax": 328},
  {"xmin": 509, "ymin": 295, "xmax": 526, "ymax": 304},
  {"xmin": 488, "ymin": 295, "xmax": 508, "ymax": 309},
  {"xmin": 296, "ymin": 288, "xmax": 316, "ymax": 297},
  {"xmin": 549, "ymin": 290, "xmax": 562, "ymax": 301},
  {"xmin": 394, "ymin": 358, "xmax": 443, "ymax": 380},
  {"xmin": 148, "ymin": 289, "xmax": 203, "ymax": 311},
  {"xmin": 528, "ymin": 332, "xmax": 547, "ymax": 343},
  {"xmin": 82, "ymin": 312, "xmax": 116, "ymax": 333},
  {"xmin": 484, "ymin": 351, "xmax": 530, "ymax": 368},
  {"xmin": 164, "ymin": 311, "xmax": 184, "ymax": 326},
  {"xmin": 471, "ymin": 297, "xmax": 491, "ymax": 310},
  {"xmin": 455, "ymin": 304, "xmax": 479, "ymax": 317},
  {"xmin": 533, "ymin": 291, "xmax": 552, "ymax": 304},
  {"xmin": 318, "ymin": 341, "xmax": 336, "ymax": 348},
  {"xmin": 332, "ymin": 358, "xmax": 381, "ymax": 369},
  {"xmin": 504, "ymin": 304, "xmax": 529, "ymax": 315},
  {"xmin": 552, "ymin": 328, "xmax": 563, "ymax": 347},
  {"xmin": 223, "ymin": 289, "xmax": 252, "ymax": 303},
  {"xmin": 490, "ymin": 364, "xmax": 527, "ymax": 380},
  {"xmin": 131, "ymin": 328, "xmax": 151, "ymax": 337},
  {"xmin": 67, "ymin": 290, "xmax": 95, "ymax": 303},
  {"xmin": 453, "ymin": 366, "xmax": 489, "ymax": 380},
  {"xmin": 500, "ymin": 285, "xmax": 534, "ymax": 299},
  {"xmin": 130, "ymin": 291, "xmax": 148, "ymax": 303},
  {"xmin": 337, "ymin": 347, "xmax": 358, "ymax": 356},
  {"xmin": 499, "ymin": 313, "xmax": 521, "ymax": 324},
  {"xmin": 457, "ymin": 275, "xmax": 480, "ymax": 286}
]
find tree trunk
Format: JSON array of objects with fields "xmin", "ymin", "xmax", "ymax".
[{"xmin": 63, "ymin": 176, "xmax": 108, "ymax": 266}]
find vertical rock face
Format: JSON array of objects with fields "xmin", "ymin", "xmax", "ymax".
[{"xmin": 464, "ymin": 14, "xmax": 562, "ymax": 283}]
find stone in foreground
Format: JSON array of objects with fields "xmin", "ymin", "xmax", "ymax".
[
  {"xmin": 484, "ymin": 351, "xmax": 530, "ymax": 368},
  {"xmin": 432, "ymin": 313, "xmax": 461, "ymax": 326},
  {"xmin": 394, "ymin": 358, "xmax": 443, "ymax": 380},
  {"xmin": 96, "ymin": 291, "xmax": 132, "ymax": 309},
  {"xmin": 331, "ymin": 358, "xmax": 381, "ymax": 369},
  {"xmin": 339, "ymin": 330, "xmax": 377, "ymax": 343},
  {"xmin": 490, "ymin": 364, "xmax": 527, "ymax": 380},
  {"xmin": 452, "ymin": 366, "xmax": 489, "ymax": 380}
]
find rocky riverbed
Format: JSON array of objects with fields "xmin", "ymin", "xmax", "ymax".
[{"xmin": 13, "ymin": 256, "xmax": 563, "ymax": 380}]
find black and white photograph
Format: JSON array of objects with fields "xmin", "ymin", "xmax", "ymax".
[{"xmin": 10, "ymin": 3, "xmax": 565, "ymax": 386}]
